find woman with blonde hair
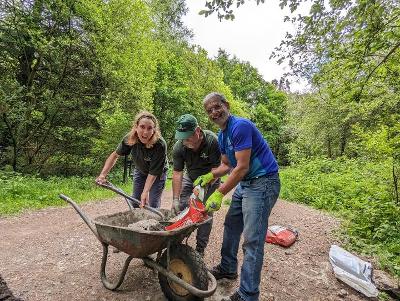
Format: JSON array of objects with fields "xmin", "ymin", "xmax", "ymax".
[{"xmin": 96, "ymin": 111, "xmax": 168, "ymax": 208}]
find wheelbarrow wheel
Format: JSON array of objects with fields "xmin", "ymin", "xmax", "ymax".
[{"xmin": 158, "ymin": 244, "xmax": 208, "ymax": 301}]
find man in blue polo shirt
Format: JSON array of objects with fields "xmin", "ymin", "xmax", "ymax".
[{"xmin": 194, "ymin": 92, "xmax": 281, "ymax": 301}]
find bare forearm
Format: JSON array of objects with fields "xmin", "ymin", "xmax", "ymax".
[
  {"xmin": 143, "ymin": 174, "xmax": 157, "ymax": 194},
  {"xmin": 98, "ymin": 152, "xmax": 119, "ymax": 179},
  {"xmin": 211, "ymin": 162, "xmax": 231, "ymax": 179},
  {"xmin": 172, "ymin": 171, "xmax": 183, "ymax": 199},
  {"xmin": 216, "ymin": 149, "xmax": 251, "ymax": 195},
  {"xmin": 218, "ymin": 165, "xmax": 248, "ymax": 195}
]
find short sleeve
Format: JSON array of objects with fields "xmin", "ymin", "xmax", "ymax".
[
  {"xmin": 231, "ymin": 121, "xmax": 252, "ymax": 151},
  {"xmin": 115, "ymin": 134, "xmax": 132, "ymax": 156},
  {"xmin": 172, "ymin": 141, "xmax": 185, "ymax": 171}
]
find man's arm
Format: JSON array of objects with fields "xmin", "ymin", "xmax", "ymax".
[
  {"xmin": 217, "ymin": 149, "xmax": 250, "ymax": 195},
  {"xmin": 172, "ymin": 170, "xmax": 183, "ymax": 199},
  {"xmin": 210, "ymin": 154, "xmax": 231, "ymax": 179}
]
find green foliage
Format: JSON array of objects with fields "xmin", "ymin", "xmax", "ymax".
[
  {"xmin": 215, "ymin": 49, "xmax": 289, "ymax": 164},
  {"xmin": 152, "ymin": 42, "xmax": 246, "ymax": 148},
  {"xmin": 147, "ymin": 0, "xmax": 192, "ymax": 41},
  {"xmin": 0, "ymin": 171, "xmax": 133, "ymax": 215},
  {"xmin": 275, "ymin": 0, "xmax": 400, "ymax": 167},
  {"xmin": 80, "ymin": 0, "xmax": 159, "ymax": 113},
  {"xmin": 91, "ymin": 106, "xmax": 132, "ymax": 168},
  {"xmin": 281, "ymin": 158, "xmax": 400, "ymax": 276},
  {"xmin": 286, "ymin": 93, "xmax": 343, "ymax": 161},
  {"xmin": 349, "ymin": 123, "xmax": 400, "ymax": 161},
  {"xmin": 0, "ymin": 0, "xmax": 264, "ymax": 176},
  {"xmin": 0, "ymin": 0, "xmax": 103, "ymax": 175},
  {"xmin": 275, "ymin": 0, "xmax": 400, "ymax": 95},
  {"xmin": 215, "ymin": 49, "xmax": 264, "ymax": 107},
  {"xmin": 201, "ymin": 0, "xmax": 267, "ymax": 21},
  {"xmin": 6, "ymin": 0, "xmax": 398, "ymax": 282}
]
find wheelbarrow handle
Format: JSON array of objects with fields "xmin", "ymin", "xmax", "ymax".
[
  {"xmin": 59, "ymin": 194, "xmax": 100, "ymax": 240},
  {"xmin": 98, "ymin": 181, "xmax": 165, "ymax": 220},
  {"xmin": 97, "ymin": 181, "xmax": 134, "ymax": 211}
]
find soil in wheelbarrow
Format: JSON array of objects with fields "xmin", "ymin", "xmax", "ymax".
[
  {"xmin": 127, "ymin": 219, "xmax": 164, "ymax": 231},
  {"xmin": 0, "ymin": 190, "xmax": 397, "ymax": 301}
]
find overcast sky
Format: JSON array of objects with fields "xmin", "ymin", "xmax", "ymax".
[{"xmin": 182, "ymin": 0, "xmax": 310, "ymax": 91}]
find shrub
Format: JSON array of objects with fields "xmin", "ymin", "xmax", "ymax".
[{"xmin": 280, "ymin": 158, "xmax": 400, "ymax": 277}]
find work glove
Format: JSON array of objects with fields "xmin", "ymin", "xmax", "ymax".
[
  {"xmin": 171, "ymin": 198, "xmax": 180, "ymax": 216},
  {"xmin": 205, "ymin": 190, "xmax": 224, "ymax": 212},
  {"xmin": 194, "ymin": 172, "xmax": 214, "ymax": 187}
]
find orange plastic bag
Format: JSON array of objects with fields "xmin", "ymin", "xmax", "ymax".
[{"xmin": 265, "ymin": 225, "xmax": 298, "ymax": 247}]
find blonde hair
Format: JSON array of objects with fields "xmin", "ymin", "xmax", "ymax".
[{"xmin": 127, "ymin": 111, "xmax": 161, "ymax": 148}]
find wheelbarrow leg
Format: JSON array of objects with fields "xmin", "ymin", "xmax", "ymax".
[{"xmin": 100, "ymin": 243, "xmax": 133, "ymax": 290}]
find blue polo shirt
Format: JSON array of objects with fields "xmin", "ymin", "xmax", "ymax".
[{"xmin": 218, "ymin": 115, "xmax": 278, "ymax": 180}]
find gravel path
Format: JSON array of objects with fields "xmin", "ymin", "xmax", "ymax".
[{"xmin": 0, "ymin": 191, "xmax": 385, "ymax": 301}]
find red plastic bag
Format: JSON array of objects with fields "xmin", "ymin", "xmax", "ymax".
[
  {"xmin": 165, "ymin": 199, "xmax": 207, "ymax": 231},
  {"xmin": 265, "ymin": 225, "xmax": 298, "ymax": 247}
]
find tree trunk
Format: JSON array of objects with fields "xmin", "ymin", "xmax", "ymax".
[
  {"xmin": 326, "ymin": 136, "xmax": 332, "ymax": 159},
  {"xmin": 393, "ymin": 163, "xmax": 399, "ymax": 206}
]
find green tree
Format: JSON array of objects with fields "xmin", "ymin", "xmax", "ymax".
[
  {"xmin": 215, "ymin": 49, "xmax": 289, "ymax": 163},
  {"xmin": 147, "ymin": 0, "xmax": 192, "ymax": 41},
  {"xmin": 272, "ymin": 0, "xmax": 400, "ymax": 159},
  {"xmin": 152, "ymin": 43, "xmax": 245, "ymax": 148},
  {"xmin": 0, "ymin": 0, "xmax": 103, "ymax": 175},
  {"xmin": 81, "ymin": 0, "xmax": 159, "ymax": 113},
  {"xmin": 80, "ymin": 0, "xmax": 161, "ymax": 165}
]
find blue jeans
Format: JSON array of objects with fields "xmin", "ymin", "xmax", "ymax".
[
  {"xmin": 132, "ymin": 168, "xmax": 167, "ymax": 208},
  {"xmin": 179, "ymin": 174, "xmax": 221, "ymax": 252},
  {"xmin": 220, "ymin": 173, "xmax": 280, "ymax": 301}
]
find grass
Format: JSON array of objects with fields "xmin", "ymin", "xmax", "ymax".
[
  {"xmin": 0, "ymin": 171, "xmax": 174, "ymax": 216},
  {"xmin": 0, "ymin": 172, "xmax": 134, "ymax": 215}
]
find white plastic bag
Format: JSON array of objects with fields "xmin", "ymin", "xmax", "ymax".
[{"xmin": 329, "ymin": 245, "xmax": 378, "ymax": 297}]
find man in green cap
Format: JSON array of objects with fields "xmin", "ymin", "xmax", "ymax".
[{"xmin": 172, "ymin": 114, "xmax": 221, "ymax": 255}]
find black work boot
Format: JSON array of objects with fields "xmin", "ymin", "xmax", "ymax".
[
  {"xmin": 221, "ymin": 291, "xmax": 245, "ymax": 301},
  {"xmin": 209, "ymin": 264, "xmax": 238, "ymax": 280}
]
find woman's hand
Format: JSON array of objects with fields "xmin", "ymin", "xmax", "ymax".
[
  {"xmin": 95, "ymin": 174, "xmax": 107, "ymax": 185},
  {"xmin": 140, "ymin": 191, "xmax": 150, "ymax": 207},
  {"xmin": 141, "ymin": 174, "xmax": 157, "ymax": 207}
]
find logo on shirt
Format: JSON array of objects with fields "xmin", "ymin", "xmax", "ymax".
[
  {"xmin": 144, "ymin": 157, "xmax": 151, "ymax": 162},
  {"xmin": 200, "ymin": 153, "xmax": 208, "ymax": 159}
]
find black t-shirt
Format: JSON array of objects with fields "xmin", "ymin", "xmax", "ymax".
[
  {"xmin": 116, "ymin": 134, "xmax": 167, "ymax": 176},
  {"xmin": 173, "ymin": 130, "xmax": 221, "ymax": 181}
]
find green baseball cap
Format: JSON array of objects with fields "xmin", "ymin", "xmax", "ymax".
[{"xmin": 175, "ymin": 114, "xmax": 198, "ymax": 139}]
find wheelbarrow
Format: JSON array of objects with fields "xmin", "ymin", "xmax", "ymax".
[{"xmin": 59, "ymin": 184, "xmax": 217, "ymax": 301}]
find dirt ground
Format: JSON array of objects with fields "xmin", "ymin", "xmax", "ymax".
[{"xmin": 0, "ymin": 190, "xmax": 395, "ymax": 301}]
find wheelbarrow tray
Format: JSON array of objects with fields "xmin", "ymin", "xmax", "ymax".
[
  {"xmin": 94, "ymin": 208, "xmax": 211, "ymax": 258},
  {"xmin": 59, "ymin": 193, "xmax": 217, "ymax": 298}
]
